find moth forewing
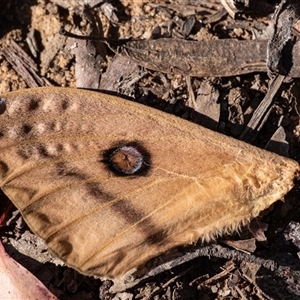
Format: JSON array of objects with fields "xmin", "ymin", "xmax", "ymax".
[{"xmin": 0, "ymin": 87, "xmax": 298, "ymax": 278}]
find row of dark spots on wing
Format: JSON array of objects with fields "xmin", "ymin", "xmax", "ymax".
[
  {"xmin": 47, "ymin": 95, "xmax": 71, "ymax": 113},
  {"xmin": 0, "ymin": 96, "xmax": 39, "ymax": 139},
  {"xmin": 21, "ymin": 96, "xmax": 72, "ymax": 137},
  {"xmin": 5, "ymin": 95, "xmax": 72, "ymax": 121},
  {"xmin": 0, "ymin": 94, "xmax": 74, "ymax": 141},
  {"xmin": 26, "ymin": 95, "xmax": 71, "ymax": 112},
  {"xmin": 0, "ymin": 123, "xmax": 35, "ymax": 142},
  {"xmin": 21, "ymin": 120, "xmax": 66, "ymax": 139},
  {"xmin": 17, "ymin": 142, "xmax": 64, "ymax": 160}
]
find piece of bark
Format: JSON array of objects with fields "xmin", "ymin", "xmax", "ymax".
[
  {"xmin": 221, "ymin": 239, "xmax": 257, "ymax": 253},
  {"xmin": 26, "ymin": 29, "xmax": 38, "ymax": 58},
  {"xmin": 49, "ymin": 0, "xmax": 104, "ymax": 10},
  {"xmin": 265, "ymin": 126, "xmax": 289, "ymax": 157},
  {"xmin": 66, "ymin": 5, "xmax": 107, "ymax": 89},
  {"xmin": 239, "ymin": 74, "xmax": 285, "ymax": 142},
  {"xmin": 61, "ymin": 28, "xmax": 300, "ymax": 78},
  {"xmin": 40, "ymin": 31, "xmax": 67, "ymax": 70},
  {"xmin": 249, "ymin": 220, "xmax": 269, "ymax": 243},
  {"xmin": 267, "ymin": 0, "xmax": 300, "ymax": 75},
  {"xmin": 1, "ymin": 41, "xmax": 50, "ymax": 87},
  {"xmin": 187, "ymin": 80, "xmax": 220, "ymax": 130},
  {"xmin": 120, "ymin": 37, "xmax": 292, "ymax": 78},
  {"xmin": 227, "ymin": 87, "xmax": 249, "ymax": 136},
  {"xmin": 113, "ymin": 38, "xmax": 269, "ymax": 78},
  {"xmin": 68, "ymin": 30, "xmax": 104, "ymax": 89},
  {"xmin": 100, "ymin": 55, "xmax": 140, "ymax": 93}
]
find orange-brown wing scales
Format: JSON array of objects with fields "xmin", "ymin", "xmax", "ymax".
[{"xmin": 0, "ymin": 87, "xmax": 298, "ymax": 278}]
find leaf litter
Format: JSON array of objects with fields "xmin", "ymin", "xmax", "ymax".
[{"xmin": 1, "ymin": 0, "xmax": 300, "ymax": 299}]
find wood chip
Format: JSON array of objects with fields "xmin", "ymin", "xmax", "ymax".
[
  {"xmin": 239, "ymin": 74, "xmax": 285, "ymax": 142},
  {"xmin": 1, "ymin": 41, "xmax": 50, "ymax": 87},
  {"xmin": 187, "ymin": 79, "xmax": 220, "ymax": 130},
  {"xmin": 100, "ymin": 55, "xmax": 139, "ymax": 93}
]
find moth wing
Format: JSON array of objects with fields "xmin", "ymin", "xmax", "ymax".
[{"xmin": 0, "ymin": 87, "xmax": 298, "ymax": 277}]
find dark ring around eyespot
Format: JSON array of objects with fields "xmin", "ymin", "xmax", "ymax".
[{"xmin": 101, "ymin": 141, "xmax": 151, "ymax": 176}]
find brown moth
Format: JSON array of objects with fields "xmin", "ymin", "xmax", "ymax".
[{"xmin": 0, "ymin": 87, "xmax": 298, "ymax": 278}]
